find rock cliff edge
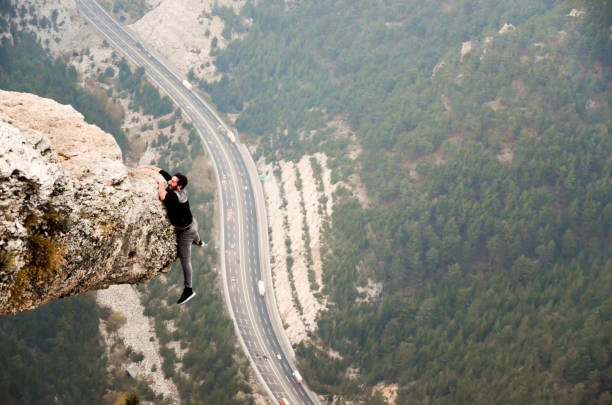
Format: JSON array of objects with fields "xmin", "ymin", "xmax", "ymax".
[{"xmin": 0, "ymin": 90, "xmax": 176, "ymax": 315}]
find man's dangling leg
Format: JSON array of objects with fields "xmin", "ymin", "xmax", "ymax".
[
  {"xmin": 177, "ymin": 225, "xmax": 198, "ymax": 304},
  {"xmin": 177, "ymin": 228, "xmax": 196, "ymax": 288}
]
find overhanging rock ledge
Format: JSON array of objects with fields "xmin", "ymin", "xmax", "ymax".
[{"xmin": 0, "ymin": 90, "xmax": 176, "ymax": 315}]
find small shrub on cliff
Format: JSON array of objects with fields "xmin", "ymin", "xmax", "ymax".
[
  {"xmin": 8, "ymin": 205, "xmax": 70, "ymax": 309},
  {"xmin": 0, "ymin": 251, "xmax": 13, "ymax": 273},
  {"xmin": 107, "ymin": 311, "xmax": 127, "ymax": 333},
  {"xmin": 8, "ymin": 236, "xmax": 67, "ymax": 309},
  {"xmin": 27, "ymin": 235, "xmax": 67, "ymax": 276},
  {"xmin": 128, "ymin": 349, "xmax": 144, "ymax": 364},
  {"xmin": 42, "ymin": 205, "xmax": 71, "ymax": 235},
  {"xmin": 125, "ymin": 393, "xmax": 140, "ymax": 405},
  {"xmin": 99, "ymin": 304, "xmax": 113, "ymax": 320}
]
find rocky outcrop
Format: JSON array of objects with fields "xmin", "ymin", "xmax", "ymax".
[{"xmin": 0, "ymin": 90, "xmax": 176, "ymax": 315}]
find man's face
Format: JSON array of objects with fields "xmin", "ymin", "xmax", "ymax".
[{"xmin": 168, "ymin": 176, "xmax": 181, "ymax": 190}]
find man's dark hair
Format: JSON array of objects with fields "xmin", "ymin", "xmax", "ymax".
[{"xmin": 175, "ymin": 173, "xmax": 188, "ymax": 189}]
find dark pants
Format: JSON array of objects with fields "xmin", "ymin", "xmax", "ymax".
[{"xmin": 176, "ymin": 219, "xmax": 200, "ymax": 288}]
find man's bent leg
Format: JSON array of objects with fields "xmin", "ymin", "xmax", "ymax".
[{"xmin": 192, "ymin": 218, "xmax": 203, "ymax": 246}]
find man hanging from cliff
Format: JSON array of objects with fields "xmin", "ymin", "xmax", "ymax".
[{"xmin": 138, "ymin": 165, "xmax": 203, "ymax": 304}]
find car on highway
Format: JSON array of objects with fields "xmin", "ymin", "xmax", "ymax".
[
  {"xmin": 292, "ymin": 370, "xmax": 303, "ymax": 384},
  {"xmin": 258, "ymin": 280, "xmax": 265, "ymax": 296}
]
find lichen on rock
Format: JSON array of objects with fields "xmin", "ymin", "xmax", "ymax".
[{"xmin": 0, "ymin": 90, "xmax": 177, "ymax": 315}]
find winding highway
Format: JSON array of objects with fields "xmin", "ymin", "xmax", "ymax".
[{"xmin": 75, "ymin": 1, "xmax": 318, "ymax": 404}]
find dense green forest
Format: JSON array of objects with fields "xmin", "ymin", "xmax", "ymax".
[
  {"xmin": 208, "ymin": 0, "xmax": 611, "ymax": 403},
  {"xmin": 114, "ymin": 58, "xmax": 174, "ymax": 118},
  {"xmin": 0, "ymin": 295, "xmax": 106, "ymax": 403}
]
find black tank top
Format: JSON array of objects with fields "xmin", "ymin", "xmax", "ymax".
[{"xmin": 159, "ymin": 170, "xmax": 193, "ymax": 228}]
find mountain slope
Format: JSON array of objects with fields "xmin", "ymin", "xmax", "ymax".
[{"xmin": 206, "ymin": 0, "xmax": 611, "ymax": 403}]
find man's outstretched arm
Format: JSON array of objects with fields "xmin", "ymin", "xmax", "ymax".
[
  {"xmin": 154, "ymin": 175, "xmax": 168, "ymax": 201},
  {"xmin": 137, "ymin": 165, "xmax": 161, "ymax": 172},
  {"xmin": 138, "ymin": 165, "xmax": 172, "ymax": 181},
  {"xmin": 137, "ymin": 166, "xmax": 168, "ymax": 201}
]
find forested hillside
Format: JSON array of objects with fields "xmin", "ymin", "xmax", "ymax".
[
  {"xmin": 0, "ymin": 295, "xmax": 107, "ymax": 403},
  {"xmin": 208, "ymin": 0, "xmax": 611, "ymax": 403}
]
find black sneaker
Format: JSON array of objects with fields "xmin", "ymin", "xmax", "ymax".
[
  {"xmin": 193, "ymin": 239, "xmax": 205, "ymax": 247},
  {"xmin": 177, "ymin": 287, "xmax": 196, "ymax": 305}
]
